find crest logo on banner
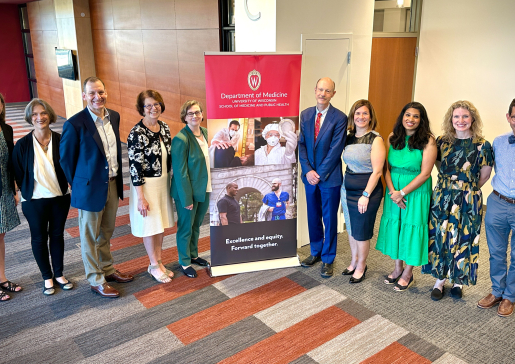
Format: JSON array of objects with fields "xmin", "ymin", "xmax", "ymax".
[{"xmin": 248, "ymin": 69, "xmax": 261, "ymax": 91}]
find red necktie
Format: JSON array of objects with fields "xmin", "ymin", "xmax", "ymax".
[{"xmin": 314, "ymin": 113, "xmax": 322, "ymax": 140}]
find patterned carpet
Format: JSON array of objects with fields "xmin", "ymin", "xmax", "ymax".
[{"xmin": 2, "ymin": 103, "xmax": 513, "ymax": 363}]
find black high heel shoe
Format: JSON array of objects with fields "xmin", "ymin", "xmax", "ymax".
[
  {"xmin": 394, "ymin": 275, "xmax": 414, "ymax": 291},
  {"xmin": 342, "ymin": 267, "xmax": 356, "ymax": 276},
  {"xmin": 384, "ymin": 269, "xmax": 404, "ymax": 285},
  {"xmin": 349, "ymin": 266, "xmax": 367, "ymax": 284}
]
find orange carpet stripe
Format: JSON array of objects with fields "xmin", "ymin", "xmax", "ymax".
[
  {"xmin": 359, "ymin": 342, "xmax": 432, "ymax": 364},
  {"xmin": 134, "ymin": 268, "xmax": 231, "ymax": 308},
  {"xmin": 113, "ymin": 236, "xmax": 210, "ymax": 276},
  {"xmin": 167, "ymin": 277, "xmax": 307, "ymax": 345},
  {"xmin": 220, "ymin": 306, "xmax": 360, "ymax": 364},
  {"xmin": 110, "ymin": 225, "xmax": 177, "ymax": 251},
  {"xmin": 66, "ymin": 214, "xmax": 131, "ymax": 237}
]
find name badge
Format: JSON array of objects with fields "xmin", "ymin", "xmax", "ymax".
[{"xmin": 276, "ymin": 202, "xmax": 282, "ymax": 207}]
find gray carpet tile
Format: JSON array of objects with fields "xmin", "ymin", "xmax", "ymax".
[
  {"xmin": 149, "ymin": 316, "xmax": 276, "ymax": 364},
  {"xmin": 286, "ymin": 270, "xmax": 322, "ymax": 290},
  {"xmin": 74, "ymin": 327, "xmax": 183, "ymax": 364},
  {"xmin": 335, "ymin": 298, "xmax": 377, "ymax": 322},
  {"xmin": 1, "ymin": 300, "xmax": 146, "ymax": 362},
  {"xmin": 9, "ymin": 338, "xmax": 85, "ymax": 364},
  {"xmin": 397, "ymin": 332, "xmax": 447, "ymax": 362},
  {"xmin": 74, "ymin": 285, "xmax": 228, "ymax": 357}
]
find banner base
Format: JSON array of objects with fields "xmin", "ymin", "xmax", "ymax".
[{"xmin": 209, "ymin": 256, "xmax": 301, "ymax": 277}]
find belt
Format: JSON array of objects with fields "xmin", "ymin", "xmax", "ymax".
[
  {"xmin": 493, "ymin": 190, "xmax": 515, "ymax": 204},
  {"xmin": 109, "ymin": 176, "xmax": 117, "ymax": 181}
]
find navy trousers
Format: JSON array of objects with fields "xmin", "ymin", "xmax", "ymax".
[{"xmin": 304, "ymin": 183, "xmax": 340, "ymax": 264}]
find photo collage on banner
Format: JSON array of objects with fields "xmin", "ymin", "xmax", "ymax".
[{"xmin": 205, "ymin": 54, "xmax": 302, "ymax": 270}]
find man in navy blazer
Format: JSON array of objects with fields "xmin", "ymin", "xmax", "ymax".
[
  {"xmin": 60, "ymin": 76, "xmax": 133, "ymax": 298},
  {"xmin": 298, "ymin": 77, "xmax": 347, "ymax": 278}
]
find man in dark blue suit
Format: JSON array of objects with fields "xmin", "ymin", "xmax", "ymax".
[
  {"xmin": 60, "ymin": 77, "xmax": 133, "ymax": 298},
  {"xmin": 298, "ymin": 77, "xmax": 347, "ymax": 278}
]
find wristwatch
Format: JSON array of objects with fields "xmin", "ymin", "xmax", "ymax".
[
  {"xmin": 362, "ymin": 191, "xmax": 370, "ymax": 198},
  {"xmin": 400, "ymin": 190, "xmax": 406, "ymax": 197}
]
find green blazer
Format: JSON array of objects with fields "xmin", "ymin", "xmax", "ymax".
[{"xmin": 170, "ymin": 125, "xmax": 209, "ymax": 207}]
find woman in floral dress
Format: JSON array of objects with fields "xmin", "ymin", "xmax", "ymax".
[{"xmin": 422, "ymin": 100, "xmax": 493, "ymax": 300}]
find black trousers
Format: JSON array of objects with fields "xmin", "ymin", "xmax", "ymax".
[{"xmin": 22, "ymin": 194, "xmax": 71, "ymax": 280}]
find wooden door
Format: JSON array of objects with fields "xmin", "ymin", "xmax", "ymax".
[{"xmin": 368, "ymin": 37, "xmax": 417, "ymax": 141}]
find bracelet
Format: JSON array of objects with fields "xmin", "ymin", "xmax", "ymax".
[{"xmin": 400, "ymin": 189, "xmax": 406, "ymax": 197}]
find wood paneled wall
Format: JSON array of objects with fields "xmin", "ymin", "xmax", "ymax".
[
  {"xmin": 27, "ymin": 0, "xmax": 67, "ymax": 117},
  {"xmin": 89, "ymin": 0, "xmax": 220, "ymax": 141}
]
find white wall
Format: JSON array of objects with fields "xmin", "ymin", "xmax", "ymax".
[
  {"xmin": 235, "ymin": 0, "xmax": 276, "ymax": 52},
  {"xmin": 276, "ymin": 0, "xmax": 375, "ymax": 107},
  {"xmin": 414, "ymin": 0, "xmax": 515, "ymax": 197}
]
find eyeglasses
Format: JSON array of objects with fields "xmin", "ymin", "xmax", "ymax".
[
  {"xmin": 144, "ymin": 103, "xmax": 161, "ymax": 110},
  {"xmin": 187, "ymin": 111, "xmax": 202, "ymax": 117}
]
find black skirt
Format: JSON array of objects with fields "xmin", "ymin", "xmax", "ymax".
[{"xmin": 344, "ymin": 172, "xmax": 383, "ymax": 241}]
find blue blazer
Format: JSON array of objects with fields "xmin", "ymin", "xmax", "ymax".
[
  {"xmin": 59, "ymin": 107, "xmax": 124, "ymax": 212},
  {"xmin": 12, "ymin": 130, "xmax": 68, "ymax": 201},
  {"xmin": 298, "ymin": 104, "xmax": 348, "ymax": 187}
]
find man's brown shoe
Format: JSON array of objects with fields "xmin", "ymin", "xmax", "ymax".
[
  {"xmin": 498, "ymin": 299, "xmax": 515, "ymax": 317},
  {"xmin": 105, "ymin": 270, "xmax": 134, "ymax": 283},
  {"xmin": 90, "ymin": 283, "xmax": 120, "ymax": 298},
  {"xmin": 477, "ymin": 293, "xmax": 502, "ymax": 309}
]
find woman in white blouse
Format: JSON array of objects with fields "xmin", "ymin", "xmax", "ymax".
[{"xmin": 12, "ymin": 99, "xmax": 72, "ymax": 295}]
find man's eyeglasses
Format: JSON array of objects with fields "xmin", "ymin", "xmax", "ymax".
[
  {"xmin": 187, "ymin": 111, "xmax": 202, "ymax": 117},
  {"xmin": 144, "ymin": 103, "xmax": 161, "ymax": 110}
]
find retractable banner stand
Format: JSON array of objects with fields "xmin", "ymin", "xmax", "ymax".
[{"xmin": 204, "ymin": 52, "xmax": 302, "ymax": 277}]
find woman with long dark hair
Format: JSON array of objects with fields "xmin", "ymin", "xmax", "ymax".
[
  {"xmin": 0, "ymin": 93, "xmax": 21, "ymax": 301},
  {"xmin": 376, "ymin": 102, "xmax": 437, "ymax": 291}
]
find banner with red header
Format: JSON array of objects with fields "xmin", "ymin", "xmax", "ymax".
[{"xmin": 205, "ymin": 53, "xmax": 302, "ymax": 276}]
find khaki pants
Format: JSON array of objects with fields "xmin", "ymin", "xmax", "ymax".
[{"xmin": 78, "ymin": 179, "xmax": 119, "ymax": 286}]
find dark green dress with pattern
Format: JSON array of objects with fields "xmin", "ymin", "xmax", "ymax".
[{"xmin": 421, "ymin": 136, "xmax": 493, "ymax": 285}]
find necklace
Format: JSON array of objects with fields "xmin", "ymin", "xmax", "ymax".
[{"xmin": 34, "ymin": 134, "xmax": 51, "ymax": 152}]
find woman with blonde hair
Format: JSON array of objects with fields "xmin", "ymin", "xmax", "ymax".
[{"xmin": 422, "ymin": 100, "xmax": 493, "ymax": 300}]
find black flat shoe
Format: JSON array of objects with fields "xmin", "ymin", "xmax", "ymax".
[
  {"xmin": 342, "ymin": 267, "xmax": 356, "ymax": 276},
  {"xmin": 54, "ymin": 278, "xmax": 74, "ymax": 290},
  {"xmin": 320, "ymin": 263, "xmax": 333, "ymax": 278},
  {"xmin": 450, "ymin": 286, "xmax": 463, "ymax": 298},
  {"xmin": 43, "ymin": 283, "xmax": 55, "ymax": 296},
  {"xmin": 394, "ymin": 275, "xmax": 414, "ymax": 291},
  {"xmin": 431, "ymin": 287, "xmax": 444, "ymax": 301},
  {"xmin": 384, "ymin": 270, "xmax": 404, "ymax": 285},
  {"xmin": 349, "ymin": 266, "xmax": 367, "ymax": 284},
  {"xmin": 181, "ymin": 266, "xmax": 198, "ymax": 278},
  {"xmin": 301, "ymin": 255, "xmax": 321, "ymax": 267},
  {"xmin": 191, "ymin": 257, "xmax": 210, "ymax": 267}
]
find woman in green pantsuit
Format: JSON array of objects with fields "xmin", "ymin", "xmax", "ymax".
[
  {"xmin": 171, "ymin": 100, "xmax": 212, "ymax": 278},
  {"xmin": 376, "ymin": 102, "xmax": 437, "ymax": 291}
]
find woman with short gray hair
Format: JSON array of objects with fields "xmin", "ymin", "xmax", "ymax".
[{"xmin": 12, "ymin": 98, "xmax": 71, "ymax": 295}]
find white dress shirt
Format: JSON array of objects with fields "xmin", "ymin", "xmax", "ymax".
[{"xmin": 87, "ymin": 107, "xmax": 118, "ymax": 178}]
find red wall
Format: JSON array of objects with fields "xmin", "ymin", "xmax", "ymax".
[{"xmin": 0, "ymin": 4, "xmax": 31, "ymax": 103}]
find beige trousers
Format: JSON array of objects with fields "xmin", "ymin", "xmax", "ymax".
[{"xmin": 78, "ymin": 179, "xmax": 119, "ymax": 286}]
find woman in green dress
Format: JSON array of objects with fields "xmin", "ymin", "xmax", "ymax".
[
  {"xmin": 422, "ymin": 101, "xmax": 493, "ymax": 300},
  {"xmin": 376, "ymin": 102, "xmax": 437, "ymax": 291}
]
